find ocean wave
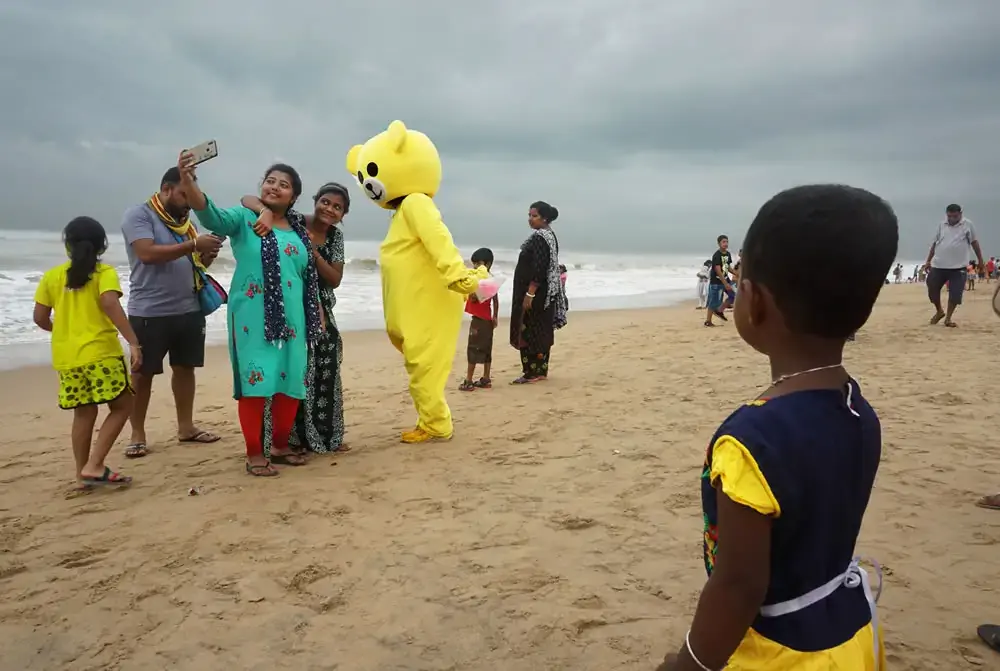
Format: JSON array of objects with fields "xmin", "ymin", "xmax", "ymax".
[{"xmin": 346, "ymin": 257, "xmax": 380, "ymax": 270}]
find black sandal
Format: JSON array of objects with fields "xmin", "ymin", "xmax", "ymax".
[
  {"xmin": 80, "ymin": 467, "xmax": 132, "ymax": 487},
  {"xmin": 473, "ymin": 377, "xmax": 492, "ymax": 389},
  {"xmin": 245, "ymin": 460, "xmax": 279, "ymax": 477},
  {"xmin": 458, "ymin": 380, "xmax": 476, "ymax": 391}
]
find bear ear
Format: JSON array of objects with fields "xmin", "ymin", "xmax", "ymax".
[
  {"xmin": 345, "ymin": 145, "xmax": 362, "ymax": 177},
  {"xmin": 386, "ymin": 120, "xmax": 408, "ymax": 153}
]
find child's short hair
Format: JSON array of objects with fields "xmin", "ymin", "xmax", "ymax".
[
  {"xmin": 471, "ymin": 248, "xmax": 494, "ymax": 267},
  {"xmin": 717, "ymin": 234, "xmax": 728, "ymax": 244},
  {"xmin": 558, "ymin": 264, "xmax": 567, "ymax": 273},
  {"xmin": 741, "ymin": 184, "xmax": 898, "ymax": 339}
]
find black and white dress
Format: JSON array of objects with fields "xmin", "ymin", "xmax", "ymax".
[{"xmin": 263, "ymin": 226, "xmax": 345, "ymax": 454}]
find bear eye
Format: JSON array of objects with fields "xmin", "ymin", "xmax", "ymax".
[
  {"xmin": 366, "ymin": 162, "xmax": 379, "ymax": 178},
  {"xmin": 356, "ymin": 171, "xmax": 363, "ymax": 184}
]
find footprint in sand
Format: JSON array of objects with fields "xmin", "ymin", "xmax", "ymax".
[{"xmin": 57, "ymin": 548, "xmax": 107, "ymax": 569}]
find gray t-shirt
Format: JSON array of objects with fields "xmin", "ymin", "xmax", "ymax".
[
  {"xmin": 931, "ymin": 218, "xmax": 977, "ymax": 270},
  {"xmin": 121, "ymin": 203, "xmax": 201, "ymax": 317}
]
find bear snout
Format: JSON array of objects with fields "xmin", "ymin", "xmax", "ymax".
[{"xmin": 363, "ymin": 178, "xmax": 385, "ymax": 201}]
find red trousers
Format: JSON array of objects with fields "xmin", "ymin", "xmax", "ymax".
[{"xmin": 237, "ymin": 394, "xmax": 299, "ymax": 458}]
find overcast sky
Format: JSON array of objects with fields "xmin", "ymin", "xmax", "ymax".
[{"xmin": 1, "ymin": 0, "xmax": 997, "ymax": 259}]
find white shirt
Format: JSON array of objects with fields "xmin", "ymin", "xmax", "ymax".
[{"xmin": 931, "ymin": 218, "xmax": 977, "ymax": 270}]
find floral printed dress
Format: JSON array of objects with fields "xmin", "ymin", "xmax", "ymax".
[
  {"xmin": 264, "ymin": 226, "xmax": 346, "ymax": 454},
  {"xmin": 193, "ymin": 198, "xmax": 310, "ymax": 401}
]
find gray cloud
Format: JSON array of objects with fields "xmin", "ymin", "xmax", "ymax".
[{"xmin": 1, "ymin": 0, "xmax": 998, "ymax": 258}]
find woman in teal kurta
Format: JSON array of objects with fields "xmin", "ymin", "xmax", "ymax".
[{"xmin": 178, "ymin": 155, "xmax": 322, "ymax": 476}]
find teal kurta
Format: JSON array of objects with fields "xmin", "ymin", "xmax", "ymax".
[{"xmin": 193, "ymin": 197, "xmax": 310, "ymax": 400}]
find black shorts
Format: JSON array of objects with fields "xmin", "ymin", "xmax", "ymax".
[
  {"xmin": 129, "ymin": 311, "xmax": 206, "ymax": 376},
  {"xmin": 467, "ymin": 316, "xmax": 494, "ymax": 365},
  {"xmin": 926, "ymin": 267, "xmax": 966, "ymax": 306}
]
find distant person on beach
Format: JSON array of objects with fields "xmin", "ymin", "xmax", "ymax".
[
  {"xmin": 34, "ymin": 217, "xmax": 142, "ymax": 487},
  {"xmin": 987, "ymin": 257, "xmax": 996, "ymax": 282},
  {"xmin": 696, "ymin": 259, "xmax": 711, "ymax": 309},
  {"xmin": 510, "ymin": 201, "xmax": 567, "ymax": 384},
  {"xmin": 704, "ymin": 235, "xmax": 734, "ymax": 327},
  {"xmin": 730, "ymin": 250, "xmax": 742, "ymax": 301},
  {"xmin": 657, "ymin": 184, "xmax": 897, "ymax": 671},
  {"xmin": 243, "ymin": 183, "xmax": 351, "ymax": 455},
  {"xmin": 923, "ymin": 203, "xmax": 984, "ymax": 328},
  {"xmin": 459, "ymin": 247, "xmax": 499, "ymax": 391},
  {"xmin": 121, "ymin": 167, "xmax": 224, "ymax": 458},
  {"xmin": 177, "ymin": 152, "xmax": 323, "ymax": 476},
  {"xmin": 893, "ymin": 263, "xmax": 902, "ymax": 283},
  {"xmin": 559, "ymin": 263, "xmax": 569, "ymax": 312}
]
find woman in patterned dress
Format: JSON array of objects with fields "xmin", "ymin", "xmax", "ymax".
[
  {"xmin": 179, "ymin": 154, "xmax": 323, "ymax": 476},
  {"xmin": 244, "ymin": 183, "xmax": 349, "ymax": 454},
  {"xmin": 509, "ymin": 200, "xmax": 567, "ymax": 384}
]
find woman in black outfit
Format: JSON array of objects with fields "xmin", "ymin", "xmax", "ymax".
[{"xmin": 510, "ymin": 201, "xmax": 567, "ymax": 384}]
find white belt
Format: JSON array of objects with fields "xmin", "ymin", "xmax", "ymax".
[{"xmin": 759, "ymin": 557, "xmax": 883, "ymax": 670}]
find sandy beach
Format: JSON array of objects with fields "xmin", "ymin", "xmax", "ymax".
[{"xmin": 0, "ymin": 283, "xmax": 998, "ymax": 670}]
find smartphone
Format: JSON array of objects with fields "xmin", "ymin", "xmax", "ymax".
[{"xmin": 186, "ymin": 139, "xmax": 218, "ymax": 166}]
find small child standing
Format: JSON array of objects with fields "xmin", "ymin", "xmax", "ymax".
[
  {"xmin": 459, "ymin": 248, "xmax": 499, "ymax": 391},
  {"xmin": 34, "ymin": 217, "xmax": 143, "ymax": 487},
  {"xmin": 658, "ymin": 185, "xmax": 898, "ymax": 671},
  {"xmin": 696, "ymin": 259, "xmax": 711, "ymax": 309}
]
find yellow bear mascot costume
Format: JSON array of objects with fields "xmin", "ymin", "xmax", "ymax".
[{"xmin": 346, "ymin": 120, "xmax": 488, "ymax": 444}]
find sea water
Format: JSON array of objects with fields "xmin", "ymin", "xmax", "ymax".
[{"xmin": 0, "ymin": 229, "xmax": 708, "ymax": 370}]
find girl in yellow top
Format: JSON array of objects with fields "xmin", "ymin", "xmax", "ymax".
[
  {"xmin": 658, "ymin": 185, "xmax": 897, "ymax": 670},
  {"xmin": 33, "ymin": 217, "xmax": 142, "ymax": 487}
]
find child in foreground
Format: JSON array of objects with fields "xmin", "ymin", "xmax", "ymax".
[
  {"xmin": 459, "ymin": 248, "xmax": 499, "ymax": 391},
  {"xmin": 658, "ymin": 185, "xmax": 898, "ymax": 670},
  {"xmin": 33, "ymin": 217, "xmax": 143, "ymax": 487}
]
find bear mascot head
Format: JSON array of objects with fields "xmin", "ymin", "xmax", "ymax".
[{"xmin": 345, "ymin": 120, "xmax": 441, "ymax": 210}]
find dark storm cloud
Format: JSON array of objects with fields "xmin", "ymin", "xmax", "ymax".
[{"xmin": 1, "ymin": 0, "xmax": 998, "ymax": 258}]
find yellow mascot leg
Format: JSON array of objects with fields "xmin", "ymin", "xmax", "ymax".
[{"xmin": 399, "ymin": 333, "xmax": 457, "ymax": 443}]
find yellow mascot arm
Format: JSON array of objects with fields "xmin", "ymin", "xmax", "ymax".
[{"xmin": 400, "ymin": 193, "xmax": 488, "ymax": 294}]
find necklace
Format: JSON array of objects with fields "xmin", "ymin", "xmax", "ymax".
[{"xmin": 772, "ymin": 363, "xmax": 844, "ymax": 386}]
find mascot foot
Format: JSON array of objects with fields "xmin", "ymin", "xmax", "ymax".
[{"xmin": 400, "ymin": 428, "xmax": 453, "ymax": 444}]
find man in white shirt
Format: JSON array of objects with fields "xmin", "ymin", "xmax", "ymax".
[{"xmin": 923, "ymin": 204, "xmax": 984, "ymax": 327}]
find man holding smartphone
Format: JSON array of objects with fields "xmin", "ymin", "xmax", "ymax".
[{"xmin": 120, "ymin": 167, "xmax": 223, "ymax": 458}]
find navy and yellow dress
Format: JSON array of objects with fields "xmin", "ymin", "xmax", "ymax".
[{"xmin": 701, "ymin": 380, "xmax": 885, "ymax": 670}]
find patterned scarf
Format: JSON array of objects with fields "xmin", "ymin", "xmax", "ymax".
[
  {"xmin": 148, "ymin": 193, "xmax": 207, "ymax": 290},
  {"xmin": 524, "ymin": 226, "xmax": 568, "ymax": 329},
  {"xmin": 260, "ymin": 209, "xmax": 323, "ymax": 346}
]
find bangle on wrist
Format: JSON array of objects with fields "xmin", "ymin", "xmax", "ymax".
[
  {"xmin": 684, "ymin": 630, "xmax": 715, "ymax": 671},
  {"xmin": 526, "ymin": 293, "xmax": 535, "ymax": 298}
]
